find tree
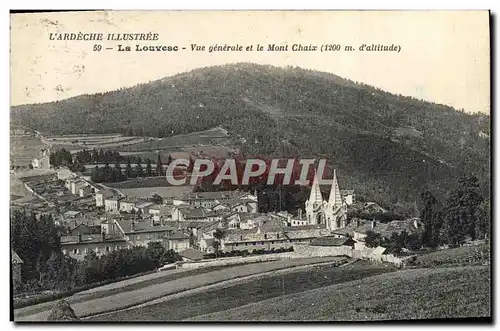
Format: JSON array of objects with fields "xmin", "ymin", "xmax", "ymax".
[
  {"xmin": 11, "ymin": 211, "xmax": 62, "ymax": 281},
  {"xmin": 146, "ymin": 158, "xmax": 153, "ymax": 177},
  {"xmin": 151, "ymin": 193, "xmax": 163, "ymax": 205},
  {"xmin": 212, "ymin": 228, "xmax": 226, "ymax": 258},
  {"xmin": 364, "ymin": 231, "xmax": 384, "ymax": 248},
  {"xmin": 444, "ymin": 174, "xmax": 484, "ymax": 247},
  {"xmin": 91, "ymin": 165, "xmax": 101, "ymax": 182},
  {"xmin": 114, "ymin": 161, "xmax": 123, "ymax": 182},
  {"xmin": 156, "ymin": 153, "xmax": 164, "ymax": 177},
  {"xmin": 386, "ymin": 232, "xmax": 404, "ymax": 255},
  {"xmin": 146, "ymin": 241, "xmax": 167, "ymax": 267},
  {"xmin": 419, "ymin": 190, "xmax": 442, "ymax": 248},
  {"xmin": 476, "ymin": 198, "xmax": 491, "ymax": 240},
  {"xmin": 125, "ymin": 159, "xmax": 133, "ymax": 178},
  {"xmin": 134, "ymin": 164, "xmax": 144, "ymax": 178}
]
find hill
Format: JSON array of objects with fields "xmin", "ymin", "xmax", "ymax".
[
  {"xmin": 10, "ymin": 63, "xmax": 491, "ymax": 208},
  {"xmin": 188, "ymin": 265, "xmax": 490, "ymax": 321}
]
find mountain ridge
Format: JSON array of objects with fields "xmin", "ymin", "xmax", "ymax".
[{"xmin": 10, "ymin": 63, "xmax": 490, "ymax": 210}]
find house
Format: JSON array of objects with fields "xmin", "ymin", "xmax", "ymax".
[
  {"xmin": 223, "ymin": 212, "xmax": 270, "ymax": 230},
  {"xmin": 68, "ymin": 179, "xmax": 87, "ymax": 195},
  {"xmin": 218, "ymin": 222, "xmax": 329, "ymax": 252},
  {"xmin": 32, "ymin": 149, "xmax": 50, "ymax": 169},
  {"xmin": 11, "ymin": 250, "xmax": 23, "ymax": 285},
  {"xmin": 136, "ymin": 201, "xmax": 154, "ymax": 214},
  {"xmin": 340, "ymin": 190, "xmax": 356, "ymax": 205},
  {"xmin": 112, "ymin": 218, "xmax": 177, "ymax": 247},
  {"xmin": 179, "ymin": 247, "xmax": 205, "ymax": 262},
  {"xmin": 334, "ymin": 218, "xmax": 423, "ymax": 250},
  {"xmin": 104, "ymin": 196, "xmax": 123, "ymax": 213},
  {"xmin": 172, "ymin": 205, "xmax": 219, "ymax": 223},
  {"xmin": 79, "ymin": 186, "xmax": 93, "ymax": 197},
  {"xmin": 119, "ymin": 199, "xmax": 138, "ymax": 213},
  {"xmin": 148, "ymin": 204, "xmax": 162, "ymax": 216},
  {"xmin": 61, "ymin": 233, "xmax": 128, "ymax": 261},
  {"xmin": 151, "ymin": 205, "xmax": 174, "ymax": 223},
  {"xmin": 95, "ymin": 189, "xmax": 115, "ymax": 207},
  {"xmin": 63, "ymin": 210, "xmax": 82, "ymax": 219},
  {"xmin": 165, "ymin": 231, "xmax": 191, "ymax": 252}
]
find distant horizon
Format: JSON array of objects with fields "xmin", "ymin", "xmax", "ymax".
[{"xmin": 9, "ymin": 62, "xmax": 489, "ymax": 116}]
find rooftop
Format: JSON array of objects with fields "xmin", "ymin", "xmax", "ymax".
[
  {"xmin": 310, "ymin": 236, "xmax": 355, "ymax": 247},
  {"xmin": 166, "ymin": 231, "xmax": 190, "ymax": 240},
  {"xmin": 182, "ymin": 190, "xmax": 250, "ymax": 201},
  {"xmin": 115, "ymin": 218, "xmax": 177, "ymax": 234},
  {"xmin": 179, "ymin": 248, "xmax": 204, "ymax": 261}
]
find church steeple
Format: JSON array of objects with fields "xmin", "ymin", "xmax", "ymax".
[
  {"xmin": 328, "ymin": 169, "xmax": 343, "ymax": 207},
  {"xmin": 308, "ymin": 169, "xmax": 324, "ymax": 205}
]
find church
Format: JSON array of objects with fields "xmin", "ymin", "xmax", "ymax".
[{"xmin": 305, "ymin": 170, "xmax": 352, "ymax": 231}]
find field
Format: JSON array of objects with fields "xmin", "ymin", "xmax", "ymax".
[
  {"xmin": 90, "ymin": 260, "xmax": 397, "ymax": 321},
  {"xmin": 45, "ymin": 133, "xmax": 149, "ymax": 151},
  {"xmin": 48, "ymin": 127, "xmax": 236, "ymax": 162},
  {"xmin": 189, "ymin": 265, "xmax": 490, "ymax": 321},
  {"xmin": 10, "ymin": 135, "xmax": 48, "ymax": 167},
  {"xmin": 117, "ymin": 127, "xmax": 231, "ymax": 152},
  {"xmin": 117, "ymin": 186, "xmax": 194, "ymax": 199}
]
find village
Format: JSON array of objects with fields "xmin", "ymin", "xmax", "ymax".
[{"xmin": 10, "ymin": 144, "xmax": 428, "ymax": 288}]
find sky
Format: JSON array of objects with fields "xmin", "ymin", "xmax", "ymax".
[{"xmin": 10, "ymin": 10, "xmax": 490, "ymax": 114}]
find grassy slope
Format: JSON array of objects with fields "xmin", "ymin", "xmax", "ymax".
[
  {"xmin": 89, "ymin": 260, "xmax": 397, "ymax": 321},
  {"xmin": 189, "ymin": 265, "xmax": 490, "ymax": 321}
]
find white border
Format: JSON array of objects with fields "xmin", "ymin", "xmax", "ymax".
[{"xmin": 2, "ymin": 2, "xmax": 498, "ymax": 331}]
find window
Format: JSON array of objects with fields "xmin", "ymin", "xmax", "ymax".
[
  {"xmin": 84, "ymin": 248, "xmax": 88, "ymax": 254},
  {"xmin": 235, "ymin": 243, "xmax": 239, "ymax": 247},
  {"xmin": 95, "ymin": 247, "xmax": 99, "ymax": 253},
  {"xmin": 106, "ymin": 246, "xmax": 110, "ymax": 252},
  {"xmin": 253, "ymin": 242, "xmax": 256, "ymax": 246},
  {"xmin": 271, "ymin": 241, "xmax": 274, "ymax": 244},
  {"xmin": 264, "ymin": 234, "xmax": 268, "ymax": 239},
  {"xmin": 73, "ymin": 248, "xmax": 78, "ymax": 254}
]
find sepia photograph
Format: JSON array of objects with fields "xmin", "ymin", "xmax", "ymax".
[{"xmin": 9, "ymin": 10, "xmax": 491, "ymax": 322}]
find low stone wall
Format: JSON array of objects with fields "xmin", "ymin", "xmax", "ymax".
[
  {"xmin": 178, "ymin": 252, "xmax": 296, "ymax": 270},
  {"xmin": 293, "ymin": 244, "xmax": 408, "ymax": 267}
]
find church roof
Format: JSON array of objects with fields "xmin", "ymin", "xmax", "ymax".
[
  {"xmin": 308, "ymin": 170, "xmax": 324, "ymax": 204},
  {"xmin": 328, "ymin": 170, "xmax": 343, "ymax": 207}
]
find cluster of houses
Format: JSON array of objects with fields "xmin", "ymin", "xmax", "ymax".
[{"xmin": 56, "ymin": 168, "xmax": 421, "ymax": 263}]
